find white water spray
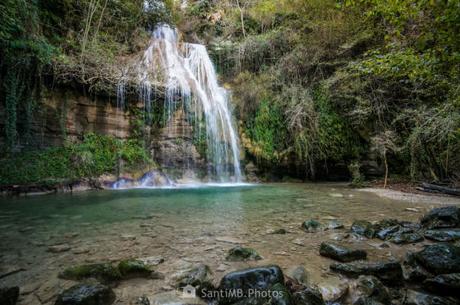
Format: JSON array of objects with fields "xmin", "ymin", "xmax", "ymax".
[{"xmin": 136, "ymin": 24, "xmax": 242, "ymax": 182}]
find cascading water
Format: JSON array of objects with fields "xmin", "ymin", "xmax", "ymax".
[{"xmin": 135, "ymin": 24, "xmax": 242, "ymax": 183}]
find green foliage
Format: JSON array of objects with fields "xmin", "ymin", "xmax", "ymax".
[
  {"xmin": 0, "ymin": 134, "xmax": 151, "ymax": 186},
  {"xmin": 247, "ymin": 99, "xmax": 285, "ymax": 162}
]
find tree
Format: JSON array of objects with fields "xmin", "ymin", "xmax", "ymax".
[{"xmin": 371, "ymin": 130, "xmax": 399, "ymax": 188}]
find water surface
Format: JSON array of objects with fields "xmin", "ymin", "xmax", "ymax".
[{"xmin": 0, "ymin": 183, "xmax": 441, "ymax": 304}]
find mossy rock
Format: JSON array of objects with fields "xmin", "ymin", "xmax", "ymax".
[
  {"xmin": 226, "ymin": 246, "xmax": 262, "ymax": 261},
  {"xmin": 58, "ymin": 263, "xmax": 122, "ymax": 283},
  {"xmin": 118, "ymin": 259, "xmax": 153, "ymax": 279}
]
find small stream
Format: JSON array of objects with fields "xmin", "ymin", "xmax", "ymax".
[{"xmin": 0, "ymin": 183, "xmax": 444, "ymax": 304}]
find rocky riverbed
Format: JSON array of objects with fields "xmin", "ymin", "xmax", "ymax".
[{"xmin": 0, "ymin": 184, "xmax": 459, "ymax": 305}]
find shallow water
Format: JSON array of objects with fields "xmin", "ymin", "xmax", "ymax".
[{"xmin": 0, "ymin": 183, "xmax": 443, "ymax": 304}]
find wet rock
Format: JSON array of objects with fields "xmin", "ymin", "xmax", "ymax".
[
  {"xmin": 420, "ymin": 206, "xmax": 460, "ymax": 229},
  {"xmin": 330, "ymin": 261, "xmax": 403, "ymax": 284},
  {"xmin": 287, "ymin": 266, "xmax": 309, "ymax": 286},
  {"xmin": 226, "ymin": 246, "xmax": 262, "ymax": 261},
  {"xmin": 0, "ymin": 286, "xmax": 19, "ymax": 305},
  {"xmin": 117, "ymin": 259, "xmax": 153, "ymax": 279},
  {"xmin": 424, "ymin": 229, "xmax": 460, "ymax": 242},
  {"xmin": 47, "ymin": 244, "xmax": 71, "ymax": 253},
  {"xmin": 353, "ymin": 276, "xmax": 391, "ymax": 305},
  {"xmin": 325, "ymin": 220, "xmax": 344, "ymax": 230},
  {"xmin": 176, "ymin": 264, "xmax": 214, "ymax": 296},
  {"xmin": 302, "ymin": 219, "xmax": 322, "ymax": 233},
  {"xmin": 320, "ymin": 242, "xmax": 367, "ymax": 262},
  {"xmin": 423, "ymin": 273, "xmax": 460, "ymax": 297},
  {"xmin": 351, "ymin": 221, "xmax": 375, "ymax": 238},
  {"xmin": 55, "ymin": 283, "xmax": 115, "ymax": 305},
  {"xmin": 292, "ymin": 286, "xmax": 325, "ymax": 305},
  {"xmin": 375, "ymin": 225, "xmax": 400, "ymax": 240},
  {"xmin": 414, "ymin": 244, "xmax": 460, "ymax": 275},
  {"xmin": 389, "ymin": 232, "xmax": 424, "ymax": 245},
  {"xmin": 402, "ymin": 252, "xmax": 432, "ymax": 282},
  {"xmin": 219, "ymin": 265, "xmax": 284, "ymax": 304},
  {"xmin": 404, "ymin": 289, "xmax": 457, "ymax": 305},
  {"xmin": 58, "ymin": 263, "xmax": 122, "ymax": 283}
]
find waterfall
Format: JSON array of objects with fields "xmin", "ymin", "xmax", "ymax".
[{"xmin": 135, "ymin": 24, "xmax": 242, "ymax": 182}]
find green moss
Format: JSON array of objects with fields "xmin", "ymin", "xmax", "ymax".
[
  {"xmin": 0, "ymin": 133, "xmax": 152, "ymax": 186},
  {"xmin": 58, "ymin": 263, "xmax": 122, "ymax": 283},
  {"xmin": 226, "ymin": 246, "xmax": 262, "ymax": 261},
  {"xmin": 117, "ymin": 259, "xmax": 152, "ymax": 279}
]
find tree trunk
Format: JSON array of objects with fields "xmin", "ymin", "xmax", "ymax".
[
  {"xmin": 236, "ymin": 0, "xmax": 246, "ymax": 38},
  {"xmin": 383, "ymin": 152, "xmax": 388, "ymax": 188}
]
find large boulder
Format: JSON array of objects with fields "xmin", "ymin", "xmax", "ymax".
[
  {"xmin": 420, "ymin": 206, "xmax": 460, "ymax": 229},
  {"xmin": 54, "ymin": 284, "xmax": 115, "ymax": 305},
  {"xmin": 414, "ymin": 244, "xmax": 460, "ymax": 275},
  {"xmin": 218, "ymin": 266, "xmax": 284, "ymax": 304},
  {"xmin": 424, "ymin": 229, "xmax": 460, "ymax": 242},
  {"xmin": 351, "ymin": 221, "xmax": 375, "ymax": 238},
  {"xmin": 319, "ymin": 243, "xmax": 367, "ymax": 262},
  {"xmin": 423, "ymin": 273, "xmax": 460, "ymax": 297},
  {"xmin": 226, "ymin": 247, "xmax": 262, "ymax": 261},
  {"xmin": 404, "ymin": 289, "xmax": 457, "ymax": 305},
  {"xmin": 330, "ymin": 261, "xmax": 402, "ymax": 284},
  {"xmin": 0, "ymin": 286, "xmax": 19, "ymax": 305}
]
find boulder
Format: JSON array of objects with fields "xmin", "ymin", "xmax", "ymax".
[
  {"xmin": 424, "ymin": 229, "xmax": 460, "ymax": 242},
  {"xmin": 402, "ymin": 252, "xmax": 432, "ymax": 282},
  {"xmin": 352, "ymin": 276, "xmax": 391, "ymax": 305},
  {"xmin": 0, "ymin": 286, "xmax": 19, "ymax": 305},
  {"xmin": 54, "ymin": 283, "xmax": 115, "ymax": 305},
  {"xmin": 389, "ymin": 232, "xmax": 424, "ymax": 245},
  {"xmin": 330, "ymin": 261, "xmax": 403, "ymax": 284},
  {"xmin": 317, "ymin": 277, "xmax": 348, "ymax": 303},
  {"xmin": 414, "ymin": 244, "xmax": 460, "ymax": 275},
  {"xmin": 176, "ymin": 264, "xmax": 214, "ymax": 296},
  {"xmin": 302, "ymin": 220, "xmax": 322, "ymax": 233},
  {"xmin": 404, "ymin": 289, "xmax": 457, "ymax": 305},
  {"xmin": 319, "ymin": 242, "xmax": 367, "ymax": 262},
  {"xmin": 292, "ymin": 287, "xmax": 325, "ymax": 305},
  {"xmin": 117, "ymin": 259, "xmax": 153, "ymax": 279},
  {"xmin": 420, "ymin": 206, "xmax": 460, "ymax": 229},
  {"xmin": 423, "ymin": 273, "xmax": 460, "ymax": 297},
  {"xmin": 375, "ymin": 225, "xmax": 400, "ymax": 240},
  {"xmin": 58, "ymin": 263, "xmax": 121, "ymax": 283},
  {"xmin": 218, "ymin": 265, "xmax": 284, "ymax": 304},
  {"xmin": 226, "ymin": 247, "xmax": 262, "ymax": 261},
  {"xmin": 351, "ymin": 221, "xmax": 375, "ymax": 238}
]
